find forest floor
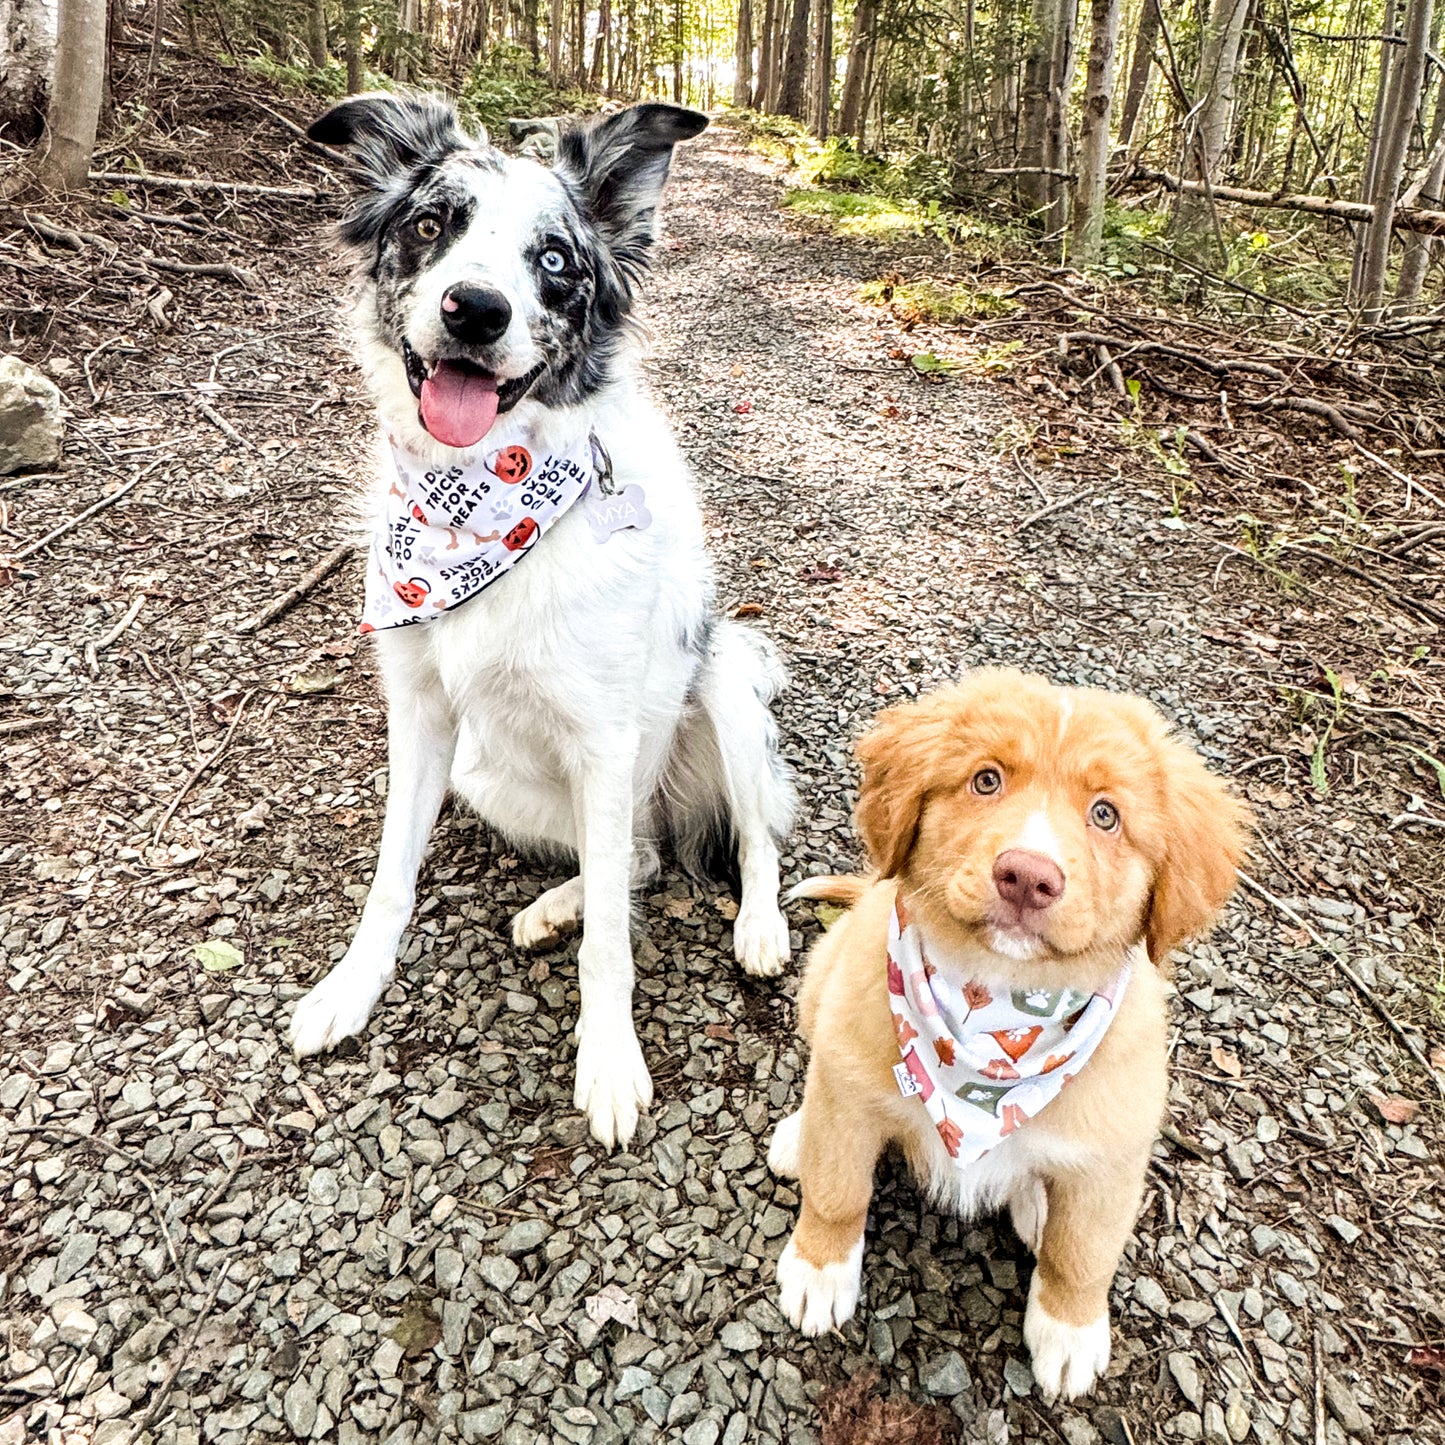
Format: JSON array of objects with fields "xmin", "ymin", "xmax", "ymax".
[{"xmin": 2, "ymin": 54, "xmax": 1444, "ymax": 1445}]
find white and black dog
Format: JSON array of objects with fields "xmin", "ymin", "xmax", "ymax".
[{"xmin": 287, "ymin": 94, "xmax": 795, "ymax": 1147}]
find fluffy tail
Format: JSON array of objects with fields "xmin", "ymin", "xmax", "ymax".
[{"xmin": 785, "ymin": 874, "xmax": 872, "ymax": 906}]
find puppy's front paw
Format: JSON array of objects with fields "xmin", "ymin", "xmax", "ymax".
[
  {"xmin": 573, "ymin": 1018, "xmax": 652, "ymax": 1150},
  {"xmin": 512, "ymin": 879, "xmax": 583, "ymax": 951},
  {"xmin": 777, "ymin": 1234, "xmax": 863, "ymax": 1337},
  {"xmin": 1023, "ymin": 1272, "xmax": 1111, "ymax": 1401},
  {"xmin": 767, "ymin": 1110, "xmax": 802, "ymax": 1178},
  {"xmin": 1008, "ymin": 1176, "xmax": 1048, "ymax": 1256},
  {"xmin": 734, "ymin": 903, "xmax": 790, "ymax": 979},
  {"xmin": 287, "ymin": 960, "xmax": 390, "ymax": 1056}
]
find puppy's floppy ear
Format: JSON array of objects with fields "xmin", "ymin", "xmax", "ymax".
[
  {"xmin": 554, "ymin": 103, "xmax": 707, "ymax": 280},
  {"xmin": 1145, "ymin": 744, "xmax": 1251, "ymax": 964},
  {"xmin": 854, "ymin": 701, "xmax": 943, "ymax": 879},
  {"xmin": 309, "ymin": 92, "xmax": 470, "ymax": 191}
]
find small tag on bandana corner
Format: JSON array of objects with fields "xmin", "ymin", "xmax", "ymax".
[{"xmin": 893, "ymin": 1061, "xmax": 923, "ymax": 1099}]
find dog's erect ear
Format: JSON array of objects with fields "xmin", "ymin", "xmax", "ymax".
[
  {"xmin": 309, "ymin": 93, "xmax": 471, "ymax": 190},
  {"xmin": 1145, "ymin": 746, "xmax": 1251, "ymax": 965},
  {"xmin": 854, "ymin": 701, "xmax": 944, "ymax": 880},
  {"xmin": 554, "ymin": 103, "xmax": 707, "ymax": 275}
]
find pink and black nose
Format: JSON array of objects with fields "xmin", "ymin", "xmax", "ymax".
[
  {"xmin": 441, "ymin": 284, "xmax": 512, "ymax": 345},
  {"xmin": 993, "ymin": 849, "xmax": 1066, "ymax": 912}
]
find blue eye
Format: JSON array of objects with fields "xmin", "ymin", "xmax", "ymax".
[{"xmin": 539, "ymin": 249, "xmax": 566, "ymax": 275}]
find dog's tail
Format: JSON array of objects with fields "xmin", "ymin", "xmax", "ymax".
[{"xmin": 786, "ymin": 874, "xmax": 872, "ymax": 907}]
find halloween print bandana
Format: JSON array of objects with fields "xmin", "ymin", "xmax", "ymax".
[
  {"xmin": 361, "ymin": 422, "xmax": 634, "ymax": 633},
  {"xmin": 887, "ymin": 896, "xmax": 1132, "ymax": 1169}
]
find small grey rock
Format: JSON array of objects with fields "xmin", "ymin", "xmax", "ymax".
[
  {"xmin": 1323, "ymin": 1376, "xmax": 1372, "ymax": 1438},
  {"xmin": 1168, "ymin": 1352, "xmax": 1203, "ymax": 1410},
  {"xmin": 920, "ymin": 1351, "xmax": 971, "ymax": 1398},
  {"xmin": 0, "ymin": 355, "xmax": 64, "ymax": 475},
  {"xmin": 719, "ymin": 1321, "xmax": 760, "ymax": 1352}
]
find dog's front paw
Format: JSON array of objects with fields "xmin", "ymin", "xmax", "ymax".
[
  {"xmin": 287, "ymin": 960, "xmax": 390, "ymax": 1056},
  {"xmin": 767, "ymin": 1110, "xmax": 802, "ymax": 1178},
  {"xmin": 573, "ymin": 1017, "xmax": 652, "ymax": 1150},
  {"xmin": 777, "ymin": 1234, "xmax": 863, "ymax": 1336},
  {"xmin": 512, "ymin": 879, "xmax": 583, "ymax": 951},
  {"xmin": 734, "ymin": 902, "xmax": 790, "ymax": 979},
  {"xmin": 1023, "ymin": 1272, "xmax": 1111, "ymax": 1401}
]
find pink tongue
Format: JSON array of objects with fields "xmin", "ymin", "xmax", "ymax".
[{"xmin": 420, "ymin": 363, "xmax": 500, "ymax": 448}]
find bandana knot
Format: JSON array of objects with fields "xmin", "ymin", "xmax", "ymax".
[{"xmin": 887, "ymin": 898, "xmax": 1131, "ymax": 1168}]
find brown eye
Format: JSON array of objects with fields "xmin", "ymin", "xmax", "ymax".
[
  {"xmin": 971, "ymin": 767, "xmax": 1003, "ymax": 796},
  {"xmin": 1090, "ymin": 800, "xmax": 1120, "ymax": 831},
  {"xmin": 414, "ymin": 215, "xmax": 443, "ymax": 242}
]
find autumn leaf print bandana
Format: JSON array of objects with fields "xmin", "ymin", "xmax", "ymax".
[
  {"xmin": 361, "ymin": 421, "xmax": 601, "ymax": 633},
  {"xmin": 887, "ymin": 896, "xmax": 1132, "ymax": 1169}
]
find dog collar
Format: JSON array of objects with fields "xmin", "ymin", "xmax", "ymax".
[
  {"xmin": 887, "ymin": 896, "xmax": 1132, "ymax": 1168},
  {"xmin": 360, "ymin": 422, "xmax": 647, "ymax": 633}
]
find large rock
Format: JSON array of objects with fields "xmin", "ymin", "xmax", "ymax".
[{"xmin": 0, "ymin": 354, "xmax": 64, "ymax": 474}]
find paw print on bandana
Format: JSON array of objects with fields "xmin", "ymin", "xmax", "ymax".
[{"xmin": 490, "ymin": 500, "xmax": 513, "ymax": 520}]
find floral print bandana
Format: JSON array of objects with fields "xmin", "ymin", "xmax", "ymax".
[
  {"xmin": 887, "ymin": 895, "xmax": 1133, "ymax": 1169},
  {"xmin": 361, "ymin": 424, "xmax": 645, "ymax": 633}
]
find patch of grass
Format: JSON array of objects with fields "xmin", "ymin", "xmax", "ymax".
[
  {"xmin": 780, "ymin": 187, "xmax": 924, "ymax": 239},
  {"xmin": 859, "ymin": 277, "xmax": 1019, "ymax": 323}
]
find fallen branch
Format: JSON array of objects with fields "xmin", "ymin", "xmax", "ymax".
[
  {"xmin": 86, "ymin": 594, "xmax": 146, "ymax": 674},
  {"xmin": 1241, "ymin": 394, "xmax": 1365, "ymax": 439},
  {"xmin": 235, "ymin": 542, "xmax": 355, "ymax": 635},
  {"xmin": 146, "ymin": 257, "xmax": 261, "ymax": 289},
  {"xmin": 89, "ymin": 171, "xmax": 329, "ymax": 201},
  {"xmin": 1017, "ymin": 488, "xmax": 1096, "ymax": 531},
  {"xmin": 0, "ymin": 715, "xmax": 55, "ymax": 738},
  {"xmin": 1131, "ymin": 165, "xmax": 1445, "ymax": 237},
  {"xmin": 1237, "ymin": 870, "xmax": 1445, "ymax": 1098},
  {"xmin": 152, "ymin": 690, "xmax": 256, "ymax": 847},
  {"xmin": 193, "ymin": 397, "xmax": 253, "ymax": 450},
  {"xmin": 1059, "ymin": 331, "xmax": 1289, "ymax": 383},
  {"xmin": 8, "ymin": 464, "xmax": 157, "ymax": 561},
  {"xmin": 1279, "ymin": 541, "xmax": 1445, "ymax": 625}
]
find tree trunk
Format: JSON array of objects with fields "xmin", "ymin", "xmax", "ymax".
[
  {"xmin": 836, "ymin": 0, "xmax": 875, "ymax": 138},
  {"xmin": 1020, "ymin": 0, "xmax": 1062, "ymax": 211},
  {"xmin": 1070, "ymin": 0, "xmax": 1122, "ymax": 262},
  {"xmin": 1393, "ymin": 71, "xmax": 1445, "ymax": 312},
  {"xmin": 1189, "ymin": 0, "xmax": 1250, "ymax": 183},
  {"xmin": 306, "ymin": 0, "xmax": 327, "ymax": 65},
  {"xmin": 34, "ymin": 0, "xmax": 105, "ymax": 188},
  {"xmin": 1117, "ymin": 0, "xmax": 1160, "ymax": 148},
  {"xmin": 0, "ymin": 0, "xmax": 58, "ymax": 147},
  {"xmin": 734, "ymin": 0, "xmax": 753, "ymax": 107},
  {"xmin": 344, "ymin": 0, "xmax": 364, "ymax": 90},
  {"xmin": 1357, "ymin": 0, "xmax": 1436, "ymax": 319},
  {"xmin": 755, "ymin": 0, "xmax": 777, "ymax": 108},
  {"xmin": 778, "ymin": 0, "xmax": 810, "ymax": 118},
  {"xmin": 592, "ymin": 0, "xmax": 611, "ymax": 90},
  {"xmin": 1043, "ymin": 0, "xmax": 1078, "ymax": 233},
  {"xmin": 810, "ymin": 0, "xmax": 833, "ymax": 137},
  {"xmin": 548, "ymin": 0, "xmax": 562, "ymax": 81}
]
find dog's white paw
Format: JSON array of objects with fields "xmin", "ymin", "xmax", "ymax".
[
  {"xmin": 573, "ymin": 1018, "xmax": 652, "ymax": 1150},
  {"xmin": 734, "ymin": 902, "xmax": 790, "ymax": 978},
  {"xmin": 512, "ymin": 879, "xmax": 583, "ymax": 951},
  {"xmin": 1009, "ymin": 1176, "xmax": 1049, "ymax": 1256},
  {"xmin": 1023, "ymin": 1272, "xmax": 1111, "ymax": 1401},
  {"xmin": 777, "ymin": 1233, "xmax": 863, "ymax": 1337},
  {"xmin": 287, "ymin": 959, "xmax": 390, "ymax": 1056},
  {"xmin": 767, "ymin": 1110, "xmax": 803, "ymax": 1178}
]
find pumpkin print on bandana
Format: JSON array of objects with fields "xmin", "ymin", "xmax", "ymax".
[
  {"xmin": 884, "ymin": 897, "xmax": 1135, "ymax": 1170},
  {"xmin": 360, "ymin": 421, "xmax": 597, "ymax": 634}
]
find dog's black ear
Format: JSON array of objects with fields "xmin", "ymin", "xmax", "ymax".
[
  {"xmin": 310, "ymin": 92, "xmax": 471, "ymax": 189},
  {"xmin": 555, "ymin": 103, "xmax": 707, "ymax": 279}
]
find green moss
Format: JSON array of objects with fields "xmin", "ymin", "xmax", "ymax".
[
  {"xmin": 780, "ymin": 187, "xmax": 923, "ymax": 238},
  {"xmin": 858, "ymin": 278, "xmax": 1018, "ymax": 323}
]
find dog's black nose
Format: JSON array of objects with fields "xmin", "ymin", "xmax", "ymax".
[{"xmin": 440, "ymin": 284, "xmax": 512, "ymax": 345}]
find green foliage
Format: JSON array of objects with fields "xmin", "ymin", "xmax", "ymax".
[
  {"xmin": 241, "ymin": 52, "xmax": 356, "ymax": 97},
  {"xmin": 779, "ymin": 187, "xmax": 925, "ymax": 238},
  {"xmin": 458, "ymin": 43, "xmax": 591, "ymax": 133},
  {"xmin": 858, "ymin": 277, "xmax": 1018, "ymax": 323}
]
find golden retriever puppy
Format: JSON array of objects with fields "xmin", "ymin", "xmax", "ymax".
[{"xmin": 769, "ymin": 669, "xmax": 1250, "ymax": 1400}]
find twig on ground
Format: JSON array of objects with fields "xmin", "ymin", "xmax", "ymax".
[
  {"xmin": 1278, "ymin": 542, "xmax": 1445, "ymax": 626},
  {"xmin": 1017, "ymin": 488, "xmax": 1096, "ymax": 532},
  {"xmin": 147, "ymin": 257, "xmax": 261, "ymax": 288},
  {"xmin": 152, "ymin": 689, "xmax": 257, "ymax": 847},
  {"xmin": 1237, "ymin": 870, "xmax": 1445, "ymax": 1097},
  {"xmin": 9, "ymin": 463, "xmax": 158, "ymax": 561},
  {"xmin": 0, "ymin": 715, "xmax": 55, "ymax": 737},
  {"xmin": 193, "ymin": 397, "xmax": 254, "ymax": 450},
  {"xmin": 235, "ymin": 543, "xmax": 354, "ymax": 635},
  {"xmin": 86, "ymin": 594, "xmax": 146, "ymax": 674},
  {"xmin": 89, "ymin": 170, "xmax": 329, "ymax": 200}
]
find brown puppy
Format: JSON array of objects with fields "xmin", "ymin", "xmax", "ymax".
[{"xmin": 769, "ymin": 669, "xmax": 1249, "ymax": 1399}]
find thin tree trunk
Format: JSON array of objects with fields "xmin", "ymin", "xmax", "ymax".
[
  {"xmin": 548, "ymin": 0, "xmax": 562, "ymax": 81},
  {"xmin": 1020, "ymin": 0, "xmax": 1062, "ymax": 211},
  {"xmin": 592, "ymin": 0, "xmax": 611, "ymax": 90},
  {"xmin": 1356, "ymin": 0, "xmax": 1435, "ymax": 318},
  {"xmin": 754, "ymin": 0, "xmax": 776, "ymax": 107},
  {"xmin": 1118, "ymin": 0, "xmax": 1160, "ymax": 147},
  {"xmin": 0, "ymin": 0, "xmax": 58, "ymax": 146},
  {"xmin": 1070, "ymin": 0, "xmax": 1122, "ymax": 261},
  {"xmin": 1177, "ymin": 0, "xmax": 1250, "ymax": 234},
  {"xmin": 811, "ymin": 0, "xmax": 833, "ymax": 136},
  {"xmin": 1351, "ymin": 0, "xmax": 1398, "ymax": 292},
  {"xmin": 34, "ymin": 0, "xmax": 106, "ymax": 189},
  {"xmin": 734, "ymin": 0, "xmax": 754, "ymax": 106},
  {"xmin": 837, "ymin": 0, "xmax": 874, "ymax": 136},
  {"xmin": 306, "ymin": 0, "xmax": 328, "ymax": 65},
  {"xmin": 344, "ymin": 0, "xmax": 364, "ymax": 90},
  {"xmin": 1393, "ymin": 70, "xmax": 1445, "ymax": 311},
  {"xmin": 778, "ymin": 0, "xmax": 810, "ymax": 118}
]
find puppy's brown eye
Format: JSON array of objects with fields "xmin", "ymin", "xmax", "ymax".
[
  {"xmin": 1090, "ymin": 800, "xmax": 1120, "ymax": 831},
  {"xmin": 971, "ymin": 767, "xmax": 1003, "ymax": 796},
  {"xmin": 414, "ymin": 216, "xmax": 443, "ymax": 242}
]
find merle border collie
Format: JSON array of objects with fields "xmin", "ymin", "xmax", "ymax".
[{"xmin": 286, "ymin": 94, "xmax": 795, "ymax": 1148}]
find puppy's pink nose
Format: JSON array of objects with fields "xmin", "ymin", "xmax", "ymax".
[{"xmin": 993, "ymin": 849, "xmax": 1065, "ymax": 911}]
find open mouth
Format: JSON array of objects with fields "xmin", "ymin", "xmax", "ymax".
[{"xmin": 403, "ymin": 341, "xmax": 546, "ymax": 448}]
